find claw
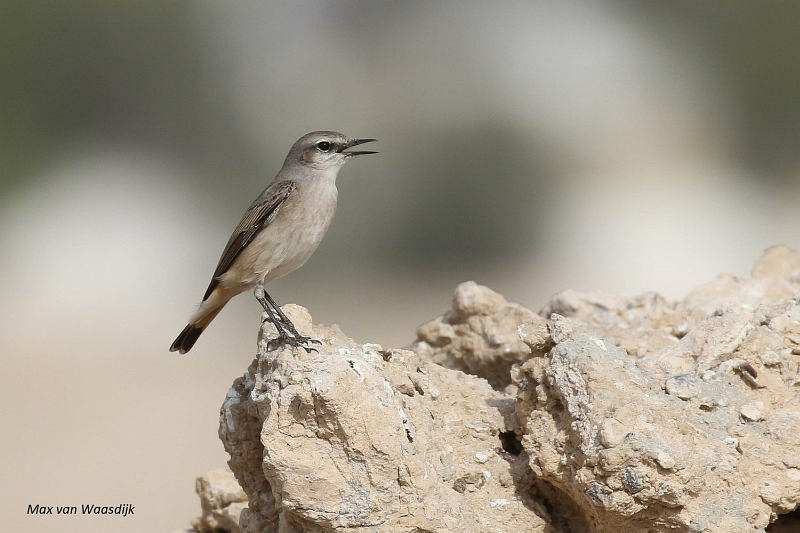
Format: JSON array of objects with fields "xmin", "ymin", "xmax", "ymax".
[
  {"xmin": 293, "ymin": 335, "xmax": 322, "ymax": 345},
  {"xmin": 265, "ymin": 333, "xmax": 321, "ymax": 353},
  {"xmin": 287, "ymin": 335, "xmax": 321, "ymax": 353}
]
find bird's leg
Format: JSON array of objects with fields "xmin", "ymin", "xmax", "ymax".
[
  {"xmin": 254, "ymin": 282, "xmax": 293, "ymax": 351},
  {"xmin": 254, "ymin": 281, "xmax": 319, "ymax": 352},
  {"xmin": 263, "ymin": 291, "xmax": 322, "ymax": 346}
]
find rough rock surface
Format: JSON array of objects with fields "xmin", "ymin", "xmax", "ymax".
[
  {"xmin": 514, "ymin": 246, "xmax": 800, "ymax": 533},
  {"xmin": 190, "ymin": 469, "xmax": 248, "ymax": 533},
  {"xmin": 413, "ymin": 281, "xmax": 549, "ymax": 390},
  {"xmin": 219, "ymin": 305, "xmax": 550, "ymax": 532},
  {"xmin": 210, "ymin": 245, "xmax": 800, "ymax": 532}
]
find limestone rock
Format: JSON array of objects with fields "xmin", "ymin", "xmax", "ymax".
[
  {"xmin": 209, "ymin": 245, "xmax": 800, "ymax": 533},
  {"xmin": 751, "ymin": 245, "xmax": 800, "ymax": 283},
  {"xmin": 540, "ymin": 290, "xmax": 684, "ymax": 361},
  {"xmin": 412, "ymin": 281, "xmax": 549, "ymax": 390},
  {"xmin": 219, "ymin": 305, "xmax": 549, "ymax": 533},
  {"xmin": 513, "ymin": 246, "xmax": 800, "ymax": 532},
  {"xmin": 190, "ymin": 469, "xmax": 248, "ymax": 533}
]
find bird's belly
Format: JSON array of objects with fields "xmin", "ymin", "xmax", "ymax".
[
  {"xmin": 222, "ymin": 197, "xmax": 335, "ymax": 288},
  {"xmin": 259, "ymin": 221, "xmax": 326, "ymax": 281}
]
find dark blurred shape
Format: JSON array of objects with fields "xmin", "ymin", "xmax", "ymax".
[
  {"xmin": 0, "ymin": 0, "xmax": 254, "ymax": 196},
  {"xmin": 767, "ymin": 507, "xmax": 800, "ymax": 533},
  {"xmin": 630, "ymin": 1, "xmax": 800, "ymax": 180},
  {"xmin": 379, "ymin": 123, "xmax": 553, "ymax": 269},
  {"xmin": 499, "ymin": 430, "xmax": 523, "ymax": 455}
]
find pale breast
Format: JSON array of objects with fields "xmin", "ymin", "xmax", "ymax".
[{"xmin": 222, "ymin": 180, "xmax": 338, "ymax": 288}]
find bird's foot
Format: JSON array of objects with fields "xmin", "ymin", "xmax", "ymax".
[
  {"xmin": 288, "ymin": 335, "xmax": 322, "ymax": 353},
  {"xmin": 291, "ymin": 334, "xmax": 322, "ymax": 346},
  {"xmin": 266, "ymin": 333, "xmax": 321, "ymax": 353},
  {"xmin": 271, "ymin": 313, "xmax": 319, "ymax": 343},
  {"xmin": 275, "ymin": 318, "xmax": 322, "ymax": 348}
]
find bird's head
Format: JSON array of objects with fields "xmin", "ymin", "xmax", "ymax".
[{"xmin": 284, "ymin": 131, "xmax": 377, "ymax": 171}]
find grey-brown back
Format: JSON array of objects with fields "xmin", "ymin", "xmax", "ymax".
[{"xmin": 202, "ymin": 179, "xmax": 296, "ymax": 301}]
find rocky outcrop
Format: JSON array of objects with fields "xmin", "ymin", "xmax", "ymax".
[
  {"xmin": 218, "ymin": 305, "xmax": 549, "ymax": 532},
  {"xmin": 190, "ymin": 469, "xmax": 248, "ymax": 533},
  {"xmin": 201, "ymin": 245, "xmax": 800, "ymax": 532},
  {"xmin": 510, "ymin": 246, "xmax": 800, "ymax": 532},
  {"xmin": 413, "ymin": 281, "xmax": 550, "ymax": 390}
]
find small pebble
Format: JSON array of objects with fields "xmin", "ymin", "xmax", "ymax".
[
  {"xmin": 665, "ymin": 374, "xmax": 700, "ymax": 400},
  {"xmin": 466, "ymin": 421, "xmax": 491, "ymax": 433},
  {"xmin": 623, "ymin": 466, "xmax": 644, "ymax": 493},
  {"xmin": 656, "ymin": 451, "xmax": 676, "ymax": 470},
  {"xmin": 740, "ymin": 402, "xmax": 764, "ymax": 422},
  {"xmin": 600, "ymin": 418, "xmax": 626, "ymax": 448},
  {"xmin": 489, "ymin": 498, "xmax": 510, "ymax": 509}
]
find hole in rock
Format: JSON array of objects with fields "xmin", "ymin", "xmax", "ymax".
[
  {"xmin": 767, "ymin": 506, "xmax": 800, "ymax": 532},
  {"xmin": 499, "ymin": 430, "xmax": 523, "ymax": 455},
  {"xmin": 533, "ymin": 479, "xmax": 592, "ymax": 533}
]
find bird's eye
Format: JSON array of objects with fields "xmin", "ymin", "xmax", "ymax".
[{"xmin": 316, "ymin": 141, "xmax": 332, "ymax": 152}]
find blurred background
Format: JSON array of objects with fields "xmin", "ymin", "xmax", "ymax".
[{"xmin": 2, "ymin": 1, "xmax": 800, "ymax": 531}]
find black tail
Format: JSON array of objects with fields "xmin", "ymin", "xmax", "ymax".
[{"xmin": 170, "ymin": 324, "xmax": 205, "ymax": 354}]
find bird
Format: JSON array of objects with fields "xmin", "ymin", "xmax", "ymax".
[{"xmin": 170, "ymin": 131, "xmax": 377, "ymax": 354}]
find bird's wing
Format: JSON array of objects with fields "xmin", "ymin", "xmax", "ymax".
[{"xmin": 202, "ymin": 180, "xmax": 297, "ymax": 301}]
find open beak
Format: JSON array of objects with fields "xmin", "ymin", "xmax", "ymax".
[{"xmin": 339, "ymin": 138, "xmax": 378, "ymax": 157}]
